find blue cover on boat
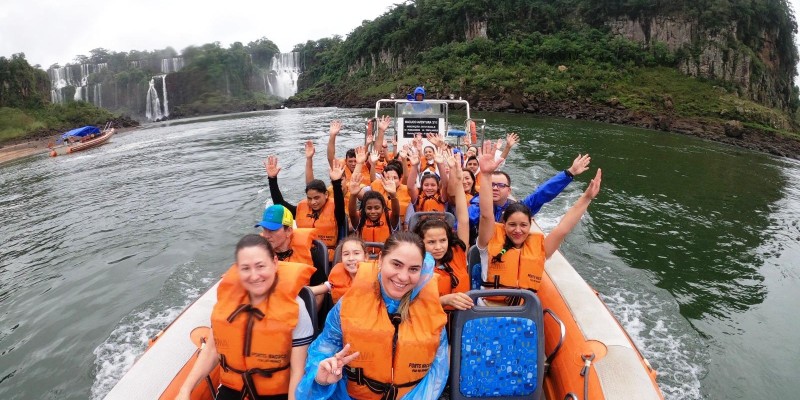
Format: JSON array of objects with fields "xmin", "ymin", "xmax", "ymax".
[{"xmin": 60, "ymin": 126, "xmax": 100, "ymax": 141}]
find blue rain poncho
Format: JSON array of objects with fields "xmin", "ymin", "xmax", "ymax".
[{"xmin": 296, "ymin": 254, "xmax": 448, "ymax": 399}]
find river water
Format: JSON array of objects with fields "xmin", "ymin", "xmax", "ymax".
[{"xmin": 0, "ymin": 108, "xmax": 798, "ymax": 399}]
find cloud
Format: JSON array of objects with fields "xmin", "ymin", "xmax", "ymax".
[{"xmin": 1, "ymin": 0, "xmax": 399, "ymax": 67}]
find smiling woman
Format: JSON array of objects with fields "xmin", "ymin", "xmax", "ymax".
[
  {"xmin": 296, "ymin": 232, "xmax": 450, "ymax": 399},
  {"xmin": 176, "ymin": 234, "xmax": 315, "ymax": 400}
]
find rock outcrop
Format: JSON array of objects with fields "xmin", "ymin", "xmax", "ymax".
[{"xmin": 607, "ymin": 17, "xmax": 793, "ymax": 111}]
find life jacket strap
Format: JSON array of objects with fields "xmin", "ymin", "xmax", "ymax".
[
  {"xmin": 219, "ymin": 354, "xmax": 290, "ymax": 400},
  {"xmin": 344, "ymin": 366, "xmax": 423, "ymax": 400},
  {"xmin": 226, "ymin": 304, "xmax": 265, "ymax": 357}
]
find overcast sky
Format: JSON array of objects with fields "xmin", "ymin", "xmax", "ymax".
[
  {"xmin": 0, "ymin": 0, "xmax": 401, "ymax": 68},
  {"xmin": 1, "ymin": 0, "xmax": 799, "ymax": 69}
]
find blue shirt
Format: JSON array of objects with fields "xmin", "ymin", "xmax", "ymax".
[
  {"xmin": 296, "ymin": 287, "xmax": 449, "ymax": 399},
  {"xmin": 468, "ymin": 170, "xmax": 573, "ymax": 225}
]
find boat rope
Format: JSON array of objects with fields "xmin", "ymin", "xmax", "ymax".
[{"xmin": 580, "ymin": 353, "xmax": 596, "ymax": 400}]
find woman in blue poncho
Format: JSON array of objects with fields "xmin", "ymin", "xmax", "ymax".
[{"xmin": 296, "ymin": 231, "xmax": 449, "ymax": 399}]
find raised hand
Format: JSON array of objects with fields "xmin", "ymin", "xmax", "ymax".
[
  {"xmin": 408, "ymin": 148, "xmax": 420, "ymax": 166},
  {"xmin": 478, "ymin": 140, "xmax": 503, "ymax": 174},
  {"xmin": 582, "ymin": 168, "xmax": 602, "ymax": 200},
  {"xmin": 264, "ymin": 155, "xmax": 281, "ymax": 178},
  {"xmin": 433, "ymin": 146, "xmax": 445, "ymax": 164},
  {"xmin": 329, "ymin": 120, "xmax": 342, "ymax": 136},
  {"xmin": 378, "ymin": 115, "xmax": 392, "ymax": 132},
  {"xmin": 568, "ymin": 154, "xmax": 591, "ymax": 176},
  {"xmin": 349, "ymin": 172, "xmax": 362, "ymax": 195},
  {"xmin": 398, "ymin": 144, "xmax": 410, "ymax": 160},
  {"xmin": 383, "ymin": 176, "xmax": 397, "ymax": 195},
  {"xmin": 370, "ymin": 150, "xmax": 379, "ymax": 164},
  {"xmin": 330, "ymin": 158, "xmax": 345, "ymax": 181},
  {"xmin": 305, "ymin": 140, "xmax": 315, "ymax": 159},
  {"xmin": 506, "ymin": 132, "xmax": 519, "ymax": 147},
  {"xmin": 446, "ymin": 151, "xmax": 463, "ymax": 180},
  {"xmin": 315, "ymin": 344, "xmax": 361, "ymax": 386},
  {"xmin": 355, "ymin": 146, "xmax": 368, "ymax": 165},
  {"xmin": 413, "ymin": 134, "xmax": 423, "ymax": 152},
  {"xmin": 366, "ymin": 131, "xmax": 374, "ymax": 146}
]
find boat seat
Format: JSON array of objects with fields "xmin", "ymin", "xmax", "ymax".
[
  {"xmin": 310, "ymin": 240, "xmax": 329, "ymax": 286},
  {"xmin": 467, "ymin": 245, "xmax": 482, "ymax": 290},
  {"xmin": 449, "ymin": 289, "xmax": 544, "ymax": 400},
  {"xmin": 407, "ymin": 211, "xmax": 456, "ymax": 233},
  {"xmin": 298, "ymin": 286, "xmax": 320, "ymax": 337}
]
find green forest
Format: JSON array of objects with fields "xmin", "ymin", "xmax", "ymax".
[
  {"xmin": 1, "ymin": 0, "xmax": 799, "ymax": 146},
  {"xmin": 290, "ymin": 0, "xmax": 799, "ymax": 138}
]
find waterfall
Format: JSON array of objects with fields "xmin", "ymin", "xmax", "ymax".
[
  {"xmin": 161, "ymin": 75, "xmax": 169, "ymax": 118},
  {"xmin": 159, "ymin": 57, "xmax": 184, "ymax": 74},
  {"xmin": 267, "ymin": 52, "xmax": 300, "ymax": 99},
  {"xmin": 145, "ymin": 77, "xmax": 163, "ymax": 121}
]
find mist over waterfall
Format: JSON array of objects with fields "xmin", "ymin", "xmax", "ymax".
[{"xmin": 267, "ymin": 52, "xmax": 300, "ymax": 99}]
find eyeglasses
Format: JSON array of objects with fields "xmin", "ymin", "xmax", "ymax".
[{"xmin": 491, "ymin": 182, "xmax": 510, "ymax": 189}]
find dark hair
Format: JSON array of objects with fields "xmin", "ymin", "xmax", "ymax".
[
  {"xmin": 356, "ymin": 191, "xmax": 392, "ymax": 236},
  {"xmin": 305, "ymin": 179, "xmax": 328, "ymax": 194},
  {"xmin": 235, "ymin": 234, "xmax": 276, "ymax": 260},
  {"xmin": 416, "ymin": 173, "xmax": 444, "ymax": 210},
  {"xmin": 384, "ymin": 161, "xmax": 403, "ymax": 179},
  {"xmin": 464, "ymin": 169, "xmax": 477, "ymax": 195},
  {"xmin": 466, "ymin": 155, "xmax": 479, "ymax": 165},
  {"xmin": 340, "ymin": 235, "xmax": 367, "ymax": 252},
  {"xmin": 492, "ymin": 203, "xmax": 532, "ymax": 264},
  {"xmin": 414, "ymin": 218, "xmax": 465, "ymax": 265},
  {"xmin": 345, "ymin": 149, "xmax": 356, "ymax": 159},
  {"xmin": 492, "ymin": 171, "xmax": 511, "ymax": 187},
  {"xmin": 423, "ymin": 145, "xmax": 435, "ymax": 153},
  {"xmin": 382, "ymin": 231, "xmax": 425, "ymax": 260}
]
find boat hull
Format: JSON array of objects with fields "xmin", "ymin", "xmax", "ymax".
[{"xmin": 50, "ymin": 129, "xmax": 114, "ymax": 157}]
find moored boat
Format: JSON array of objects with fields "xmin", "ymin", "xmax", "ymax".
[
  {"xmin": 49, "ymin": 124, "xmax": 115, "ymax": 157},
  {"xmin": 103, "ymin": 96, "xmax": 663, "ymax": 399}
]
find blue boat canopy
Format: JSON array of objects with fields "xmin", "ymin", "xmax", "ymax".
[{"xmin": 60, "ymin": 126, "xmax": 100, "ymax": 141}]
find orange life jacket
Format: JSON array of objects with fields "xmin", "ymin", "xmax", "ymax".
[
  {"xmin": 328, "ymin": 260, "xmax": 377, "ymax": 303},
  {"xmin": 296, "ymin": 198, "xmax": 338, "ymax": 261},
  {"xmin": 212, "ymin": 262, "xmax": 314, "ymax": 396},
  {"xmin": 341, "ymin": 159, "xmax": 371, "ymax": 186},
  {"xmin": 485, "ymin": 222, "xmax": 546, "ymax": 292},
  {"xmin": 357, "ymin": 212, "xmax": 392, "ymax": 250},
  {"xmin": 370, "ymin": 180, "xmax": 410, "ymax": 227},
  {"xmin": 434, "ymin": 245, "xmax": 470, "ymax": 297},
  {"xmin": 258, "ymin": 227, "xmax": 315, "ymax": 267},
  {"xmin": 372, "ymin": 152, "xmax": 394, "ymax": 174},
  {"xmin": 415, "ymin": 192, "xmax": 446, "ymax": 212},
  {"xmin": 340, "ymin": 262, "xmax": 446, "ymax": 399}
]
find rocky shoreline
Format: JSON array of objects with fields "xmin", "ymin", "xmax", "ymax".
[{"xmin": 287, "ymin": 94, "xmax": 800, "ymax": 160}]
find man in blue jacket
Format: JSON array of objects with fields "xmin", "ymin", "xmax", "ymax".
[{"xmin": 467, "ymin": 153, "xmax": 591, "ymax": 245}]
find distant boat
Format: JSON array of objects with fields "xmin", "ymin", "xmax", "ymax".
[{"xmin": 49, "ymin": 124, "xmax": 114, "ymax": 157}]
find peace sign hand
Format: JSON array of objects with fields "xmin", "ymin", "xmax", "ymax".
[{"xmin": 315, "ymin": 344, "xmax": 361, "ymax": 385}]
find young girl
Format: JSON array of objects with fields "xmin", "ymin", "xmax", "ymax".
[
  {"xmin": 348, "ymin": 172, "xmax": 400, "ymax": 246},
  {"xmin": 476, "ymin": 140, "xmax": 602, "ymax": 303},
  {"xmin": 408, "ymin": 147, "xmax": 448, "ymax": 213},
  {"xmin": 310, "ymin": 236, "xmax": 370, "ymax": 303},
  {"xmin": 415, "ymin": 151, "xmax": 474, "ymax": 311}
]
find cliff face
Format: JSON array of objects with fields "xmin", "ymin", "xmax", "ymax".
[{"xmin": 607, "ymin": 17, "xmax": 793, "ymax": 111}]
